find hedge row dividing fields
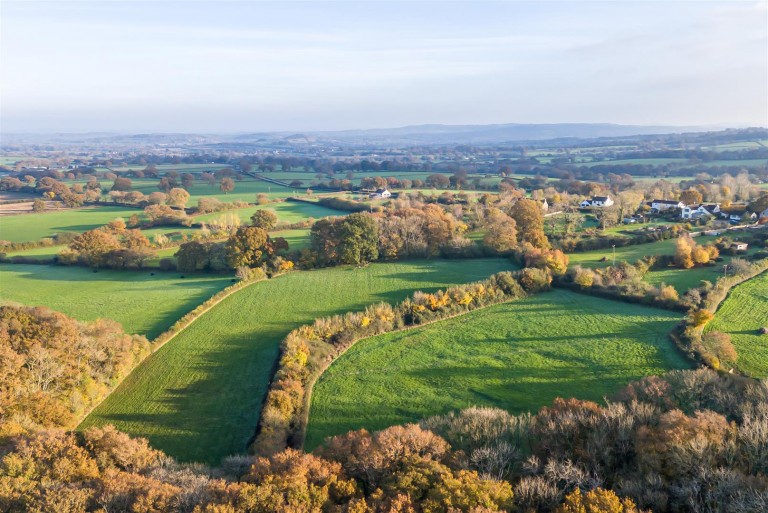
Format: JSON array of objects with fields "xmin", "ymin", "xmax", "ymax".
[{"xmin": 78, "ymin": 259, "xmax": 515, "ymax": 464}]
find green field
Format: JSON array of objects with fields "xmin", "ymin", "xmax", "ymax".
[
  {"xmin": 306, "ymin": 290, "xmax": 689, "ymax": 448},
  {"xmin": 0, "ymin": 206, "xmax": 144, "ymax": 242},
  {"xmin": 112, "ymin": 177, "xmax": 303, "ymax": 203},
  {"xmin": 566, "ymin": 235, "xmax": 720, "ymax": 269},
  {"xmin": 0, "ymin": 264, "xmax": 231, "ymax": 338},
  {"xmin": 643, "ymin": 265, "xmax": 723, "ymax": 293},
  {"xmin": 79, "ymin": 259, "xmax": 516, "ymax": 464},
  {"xmin": 109, "ymin": 164, "xmax": 225, "ymax": 173},
  {"xmin": 194, "ymin": 201, "xmax": 342, "ymax": 225},
  {"xmin": 579, "ymin": 157, "xmax": 767, "ymax": 168},
  {"xmin": 584, "ymin": 158, "xmax": 688, "ymax": 167},
  {"xmin": 707, "ymin": 271, "xmax": 768, "ymax": 377},
  {"xmin": 567, "ymin": 238, "xmax": 681, "ymax": 268}
]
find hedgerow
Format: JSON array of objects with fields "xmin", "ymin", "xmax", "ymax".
[{"xmin": 252, "ymin": 268, "xmax": 550, "ymax": 456}]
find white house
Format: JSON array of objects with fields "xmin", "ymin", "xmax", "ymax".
[
  {"xmin": 539, "ymin": 199, "xmax": 549, "ymax": 211},
  {"xmin": 681, "ymin": 203, "xmax": 720, "ymax": 219},
  {"xmin": 369, "ymin": 188, "xmax": 392, "ymax": 199},
  {"xmin": 650, "ymin": 199, "xmax": 685, "ymax": 211},
  {"xmin": 580, "ymin": 196, "xmax": 614, "ymax": 208},
  {"xmin": 721, "ymin": 206, "xmax": 756, "ymax": 223}
]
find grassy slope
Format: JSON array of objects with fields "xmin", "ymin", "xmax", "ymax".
[
  {"xmin": 79, "ymin": 259, "xmax": 515, "ymax": 464},
  {"xmin": 0, "ymin": 264, "xmax": 231, "ymax": 338},
  {"xmin": 707, "ymin": 271, "xmax": 768, "ymax": 377},
  {"xmin": 306, "ymin": 290, "xmax": 689, "ymax": 448}
]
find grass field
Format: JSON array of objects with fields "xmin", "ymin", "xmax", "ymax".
[
  {"xmin": 566, "ymin": 237, "xmax": 688, "ymax": 269},
  {"xmin": 0, "ymin": 264, "xmax": 231, "ymax": 338},
  {"xmin": 643, "ymin": 265, "xmax": 722, "ymax": 293},
  {"xmin": 78, "ymin": 259, "xmax": 516, "ymax": 464},
  {"xmin": 0, "ymin": 206, "xmax": 144, "ymax": 242},
  {"xmin": 583, "ymin": 158, "xmax": 688, "ymax": 167},
  {"xmin": 194, "ymin": 201, "xmax": 342, "ymax": 225},
  {"xmin": 306, "ymin": 290, "xmax": 689, "ymax": 448},
  {"xmin": 1, "ymin": 196, "xmax": 335, "ymax": 247},
  {"xmin": 707, "ymin": 271, "xmax": 768, "ymax": 377},
  {"xmin": 111, "ymin": 177, "xmax": 303, "ymax": 203}
]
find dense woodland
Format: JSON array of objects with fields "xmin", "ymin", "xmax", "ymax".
[{"xmin": 0, "ymin": 305, "xmax": 149, "ymax": 437}]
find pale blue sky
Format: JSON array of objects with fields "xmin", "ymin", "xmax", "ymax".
[{"xmin": 2, "ymin": 1, "xmax": 766, "ymax": 132}]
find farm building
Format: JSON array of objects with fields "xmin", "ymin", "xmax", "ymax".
[
  {"xmin": 731, "ymin": 242, "xmax": 749, "ymax": 251},
  {"xmin": 650, "ymin": 199, "xmax": 685, "ymax": 211},
  {"xmin": 721, "ymin": 208, "xmax": 757, "ymax": 223},
  {"xmin": 369, "ymin": 188, "xmax": 392, "ymax": 199},
  {"xmin": 681, "ymin": 203, "xmax": 719, "ymax": 219},
  {"xmin": 580, "ymin": 196, "xmax": 614, "ymax": 208}
]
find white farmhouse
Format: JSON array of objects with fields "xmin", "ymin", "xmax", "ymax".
[
  {"xmin": 650, "ymin": 199, "xmax": 685, "ymax": 211},
  {"xmin": 681, "ymin": 203, "xmax": 720, "ymax": 219},
  {"xmin": 369, "ymin": 188, "xmax": 392, "ymax": 199},
  {"xmin": 580, "ymin": 196, "xmax": 614, "ymax": 208}
]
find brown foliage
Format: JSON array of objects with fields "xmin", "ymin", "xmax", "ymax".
[{"xmin": 0, "ymin": 305, "xmax": 149, "ymax": 434}]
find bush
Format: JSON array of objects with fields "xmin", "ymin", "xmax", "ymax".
[{"xmin": 158, "ymin": 258, "xmax": 176, "ymax": 271}]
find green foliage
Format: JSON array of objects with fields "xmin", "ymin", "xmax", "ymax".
[
  {"xmin": 226, "ymin": 226, "xmax": 271, "ymax": 268},
  {"xmin": 311, "ymin": 213, "xmax": 380, "ymax": 266},
  {"xmin": 249, "ymin": 209, "xmax": 278, "ymax": 230}
]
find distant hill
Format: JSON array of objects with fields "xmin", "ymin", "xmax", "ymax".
[
  {"xmin": 301, "ymin": 123, "xmax": 711, "ymax": 145},
  {"xmin": 184, "ymin": 123, "xmax": 716, "ymax": 146},
  {"xmin": 2, "ymin": 123, "xmax": 754, "ymax": 148}
]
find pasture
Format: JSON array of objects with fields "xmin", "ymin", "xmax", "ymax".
[
  {"xmin": 707, "ymin": 271, "xmax": 768, "ymax": 378},
  {"xmin": 306, "ymin": 289, "xmax": 689, "ymax": 448},
  {"xmin": 106, "ymin": 177, "xmax": 304, "ymax": 202},
  {"xmin": 194, "ymin": 200, "xmax": 342, "ymax": 225},
  {"xmin": 78, "ymin": 259, "xmax": 516, "ymax": 464},
  {"xmin": 566, "ymin": 237, "xmax": 681, "ymax": 268},
  {"xmin": 0, "ymin": 206, "xmax": 143, "ymax": 242},
  {"xmin": 643, "ymin": 265, "xmax": 723, "ymax": 293},
  {"xmin": 0, "ymin": 264, "xmax": 231, "ymax": 338}
]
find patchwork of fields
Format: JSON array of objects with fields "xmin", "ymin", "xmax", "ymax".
[
  {"xmin": 707, "ymin": 272, "xmax": 768, "ymax": 378},
  {"xmin": 78, "ymin": 259, "xmax": 516, "ymax": 463},
  {"xmin": 306, "ymin": 289, "xmax": 689, "ymax": 448}
]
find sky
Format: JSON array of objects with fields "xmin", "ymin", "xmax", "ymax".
[{"xmin": 1, "ymin": 0, "xmax": 766, "ymax": 133}]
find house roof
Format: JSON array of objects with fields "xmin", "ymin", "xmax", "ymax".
[
  {"xmin": 592, "ymin": 196, "xmax": 610, "ymax": 201},
  {"xmin": 652, "ymin": 199, "xmax": 682, "ymax": 205}
]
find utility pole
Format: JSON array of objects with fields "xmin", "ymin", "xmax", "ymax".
[{"xmin": 612, "ymin": 244, "xmax": 616, "ymax": 266}]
